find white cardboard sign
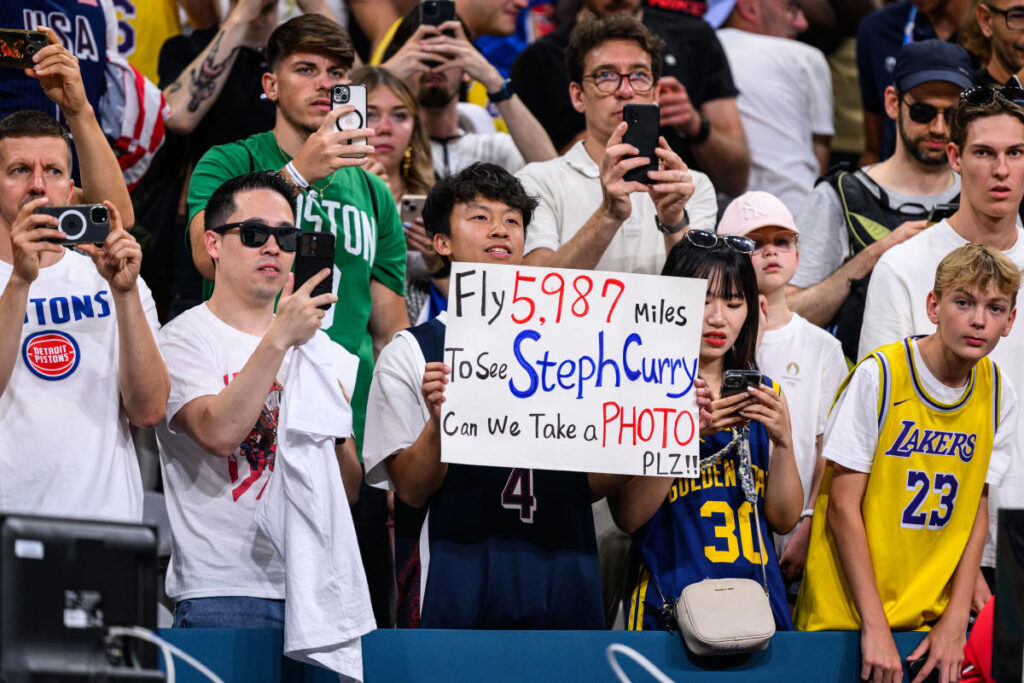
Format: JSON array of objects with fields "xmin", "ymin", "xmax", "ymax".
[{"xmin": 440, "ymin": 263, "xmax": 707, "ymax": 478}]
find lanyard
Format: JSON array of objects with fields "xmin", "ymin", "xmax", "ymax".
[{"xmin": 903, "ymin": 5, "xmax": 918, "ymax": 46}]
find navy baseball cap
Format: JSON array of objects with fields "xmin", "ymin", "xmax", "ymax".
[{"xmin": 892, "ymin": 40, "xmax": 973, "ymax": 92}]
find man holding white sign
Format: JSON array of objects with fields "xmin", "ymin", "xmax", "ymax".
[{"xmin": 363, "ymin": 163, "xmax": 641, "ymax": 630}]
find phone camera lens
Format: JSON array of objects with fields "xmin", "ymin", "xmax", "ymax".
[
  {"xmin": 340, "ymin": 90, "xmax": 349, "ymax": 103},
  {"xmin": 91, "ymin": 207, "xmax": 108, "ymax": 223},
  {"xmin": 25, "ymin": 44, "xmax": 36, "ymax": 56}
]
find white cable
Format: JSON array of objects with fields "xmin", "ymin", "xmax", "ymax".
[
  {"xmin": 605, "ymin": 643, "xmax": 676, "ymax": 683},
  {"xmin": 107, "ymin": 625, "xmax": 224, "ymax": 683}
]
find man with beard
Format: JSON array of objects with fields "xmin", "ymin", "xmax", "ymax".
[
  {"xmin": 380, "ymin": 7, "xmax": 557, "ymax": 177},
  {"xmin": 969, "ymin": 0, "xmax": 1024, "ymax": 86},
  {"xmin": 786, "ymin": 40, "xmax": 971, "ymax": 361}
]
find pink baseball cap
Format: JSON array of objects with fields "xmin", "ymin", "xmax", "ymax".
[{"xmin": 717, "ymin": 191, "xmax": 799, "ymax": 237}]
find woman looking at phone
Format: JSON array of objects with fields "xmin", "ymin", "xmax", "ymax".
[
  {"xmin": 349, "ymin": 66, "xmax": 441, "ymax": 322},
  {"xmin": 609, "ymin": 232, "xmax": 802, "ymax": 631}
]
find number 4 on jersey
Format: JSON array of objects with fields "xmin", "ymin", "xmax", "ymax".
[{"xmin": 501, "ymin": 468, "xmax": 537, "ymax": 523}]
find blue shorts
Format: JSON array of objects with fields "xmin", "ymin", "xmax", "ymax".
[{"xmin": 173, "ymin": 596, "xmax": 285, "ymax": 629}]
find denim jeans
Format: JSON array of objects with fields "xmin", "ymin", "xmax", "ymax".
[{"xmin": 173, "ymin": 596, "xmax": 285, "ymax": 629}]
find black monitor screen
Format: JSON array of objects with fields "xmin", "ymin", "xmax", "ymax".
[{"xmin": 0, "ymin": 514, "xmax": 161, "ymax": 681}]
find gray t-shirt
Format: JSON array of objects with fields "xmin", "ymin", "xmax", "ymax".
[{"xmin": 791, "ymin": 168, "xmax": 960, "ymax": 288}]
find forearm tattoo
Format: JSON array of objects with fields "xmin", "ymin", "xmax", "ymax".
[{"xmin": 185, "ymin": 31, "xmax": 239, "ymax": 113}]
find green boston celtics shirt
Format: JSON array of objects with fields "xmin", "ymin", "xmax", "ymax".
[{"xmin": 187, "ymin": 130, "xmax": 406, "ymax": 453}]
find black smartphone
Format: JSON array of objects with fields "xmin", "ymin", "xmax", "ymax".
[
  {"xmin": 720, "ymin": 370, "xmax": 762, "ymax": 400},
  {"xmin": 905, "ymin": 657, "xmax": 940, "ymax": 683},
  {"xmin": 926, "ymin": 202, "xmax": 958, "ymax": 225},
  {"xmin": 622, "ymin": 104, "xmax": 660, "ymax": 185},
  {"xmin": 0, "ymin": 29, "xmax": 47, "ymax": 69},
  {"xmin": 35, "ymin": 204, "xmax": 109, "ymax": 245},
  {"xmin": 294, "ymin": 232, "xmax": 335, "ymax": 310},
  {"xmin": 420, "ymin": 0, "xmax": 456, "ymax": 28}
]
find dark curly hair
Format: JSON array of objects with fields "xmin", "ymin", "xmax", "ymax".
[
  {"xmin": 565, "ymin": 13, "xmax": 664, "ymax": 86},
  {"xmin": 422, "ymin": 162, "xmax": 538, "ymax": 238}
]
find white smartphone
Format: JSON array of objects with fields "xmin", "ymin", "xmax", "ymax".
[{"xmin": 331, "ymin": 83, "xmax": 367, "ymax": 151}]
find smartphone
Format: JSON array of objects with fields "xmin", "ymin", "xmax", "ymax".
[
  {"xmin": 331, "ymin": 83, "xmax": 367, "ymax": 152},
  {"xmin": 622, "ymin": 104, "xmax": 660, "ymax": 185},
  {"xmin": 926, "ymin": 202, "xmax": 958, "ymax": 225},
  {"xmin": 0, "ymin": 29, "xmax": 47, "ymax": 69},
  {"xmin": 35, "ymin": 204, "xmax": 109, "ymax": 245},
  {"xmin": 420, "ymin": 1, "xmax": 456, "ymax": 28},
  {"xmin": 400, "ymin": 194, "xmax": 427, "ymax": 225},
  {"xmin": 294, "ymin": 232, "xmax": 335, "ymax": 310},
  {"xmin": 720, "ymin": 370, "xmax": 762, "ymax": 400},
  {"xmin": 905, "ymin": 658, "xmax": 939, "ymax": 683}
]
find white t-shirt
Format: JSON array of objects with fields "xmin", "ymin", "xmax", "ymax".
[
  {"xmin": 516, "ymin": 140, "xmax": 718, "ymax": 275},
  {"xmin": 717, "ymin": 28, "xmax": 833, "ymax": 214},
  {"xmin": 756, "ymin": 313, "xmax": 846, "ymax": 553},
  {"xmin": 823, "ymin": 339, "xmax": 1014, "ymax": 488},
  {"xmin": 431, "ymin": 130, "xmax": 525, "ymax": 178},
  {"xmin": 156, "ymin": 303, "xmax": 292, "ymax": 601},
  {"xmin": 860, "ymin": 222, "xmax": 1024, "ymax": 565},
  {"xmin": 0, "ymin": 251, "xmax": 158, "ymax": 522},
  {"xmin": 791, "ymin": 170, "xmax": 960, "ymax": 289},
  {"xmin": 362, "ymin": 313, "xmax": 441, "ymax": 490}
]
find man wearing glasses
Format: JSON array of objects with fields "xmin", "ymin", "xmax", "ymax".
[
  {"xmin": 788, "ymin": 40, "xmax": 971, "ymax": 362},
  {"xmin": 516, "ymin": 13, "xmax": 717, "ymax": 276},
  {"xmin": 156, "ymin": 171, "xmax": 363, "ymax": 629},
  {"xmin": 972, "ymin": 0, "xmax": 1024, "ymax": 87},
  {"xmin": 859, "ymin": 83, "xmax": 1024, "ymax": 621}
]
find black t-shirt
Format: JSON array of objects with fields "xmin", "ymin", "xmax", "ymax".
[
  {"xmin": 510, "ymin": 8, "xmax": 738, "ymax": 166},
  {"xmin": 157, "ymin": 27, "xmax": 277, "ymax": 168}
]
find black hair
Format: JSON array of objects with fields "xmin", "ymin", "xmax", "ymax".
[
  {"xmin": 205, "ymin": 171, "xmax": 299, "ymax": 229},
  {"xmin": 422, "ymin": 162, "xmax": 538, "ymax": 238},
  {"xmin": 0, "ymin": 110, "xmax": 72, "ymax": 166},
  {"xmin": 381, "ymin": 5, "xmax": 475, "ymax": 63},
  {"xmin": 661, "ymin": 240, "xmax": 760, "ymax": 372}
]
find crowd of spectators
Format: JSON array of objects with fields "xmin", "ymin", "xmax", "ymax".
[{"xmin": 4, "ymin": 0, "xmax": 1024, "ymax": 679}]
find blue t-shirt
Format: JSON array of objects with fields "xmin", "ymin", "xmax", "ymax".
[
  {"xmin": 629, "ymin": 378, "xmax": 792, "ymax": 631},
  {"xmin": 0, "ymin": 0, "xmax": 108, "ymax": 122},
  {"xmin": 856, "ymin": 1, "xmax": 940, "ymax": 160}
]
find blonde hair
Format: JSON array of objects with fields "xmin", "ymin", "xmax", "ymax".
[
  {"xmin": 348, "ymin": 65, "xmax": 434, "ymax": 197},
  {"xmin": 933, "ymin": 244, "xmax": 1022, "ymax": 305}
]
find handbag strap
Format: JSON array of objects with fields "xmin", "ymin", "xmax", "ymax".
[{"xmin": 703, "ymin": 426, "xmax": 771, "ymax": 597}]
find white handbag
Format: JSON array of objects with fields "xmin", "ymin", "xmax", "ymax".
[{"xmin": 668, "ymin": 427, "xmax": 777, "ymax": 655}]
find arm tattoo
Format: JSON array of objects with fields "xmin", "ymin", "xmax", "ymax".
[{"xmin": 186, "ymin": 30, "xmax": 240, "ymax": 113}]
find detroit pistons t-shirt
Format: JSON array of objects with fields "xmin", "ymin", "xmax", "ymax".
[{"xmin": 0, "ymin": 250, "xmax": 159, "ymax": 521}]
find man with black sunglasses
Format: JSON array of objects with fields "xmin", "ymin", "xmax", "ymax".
[
  {"xmin": 788, "ymin": 40, "xmax": 971, "ymax": 361},
  {"xmin": 155, "ymin": 171, "xmax": 364, "ymax": 629}
]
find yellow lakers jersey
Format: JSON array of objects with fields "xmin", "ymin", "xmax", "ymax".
[{"xmin": 795, "ymin": 337, "xmax": 1000, "ymax": 631}]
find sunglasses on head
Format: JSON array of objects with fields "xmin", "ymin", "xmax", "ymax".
[
  {"xmin": 208, "ymin": 221, "xmax": 301, "ymax": 252},
  {"xmin": 960, "ymin": 84, "xmax": 1024, "ymax": 107},
  {"xmin": 685, "ymin": 229, "xmax": 755, "ymax": 254}
]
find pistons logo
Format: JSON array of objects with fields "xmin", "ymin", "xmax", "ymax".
[{"xmin": 22, "ymin": 331, "xmax": 80, "ymax": 381}]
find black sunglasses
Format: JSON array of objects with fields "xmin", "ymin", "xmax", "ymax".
[
  {"xmin": 960, "ymin": 84, "xmax": 1024, "ymax": 107},
  {"xmin": 904, "ymin": 99, "xmax": 953, "ymax": 125},
  {"xmin": 208, "ymin": 221, "xmax": 301, "ymax": 252},
  {"xmin": 686, "ymin": 229, "xmax": 755, "ymax": 254}
]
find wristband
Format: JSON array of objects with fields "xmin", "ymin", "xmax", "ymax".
[
  {"xmin": 800, "ymin": 508, "xmax": 814, "ymax": 520},
  {"xmin": 487, "ymin": 78, "xmax": 515, "ymax": 104},
  {"xmin": 656, "ymin": 210, "xmax": 688, "ymax": 235},
  {"xmin": 687, "ymin": 114, "xmax": 711, "ymax": 144},
  {"xmin": 285, "ymin": 161, "xmax": 310, "ymax": 190}
]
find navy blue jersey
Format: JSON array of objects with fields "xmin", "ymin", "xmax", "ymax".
[
  {"xmin": 394, "ymin": 317, "xmax": 603, "ymax": 630},
  {"xmin": 628, "ymin": 378, "xmax": 792, "ymax": 631},
  {"xmin": 1, "ymin": 0, "xmax": 108, "ymax": 121}
]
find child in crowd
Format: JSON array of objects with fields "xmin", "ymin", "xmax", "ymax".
[
  {"xmin": 610, "ymin": 232, "xmax": 803, "ymax": 631},
  {"xmin": 796, "ymin": 245, "xmax": 1019, "ymax": 683},
  {"xmin": 717, "ymin": 191, "xmax": 847, "ymax": 592}
]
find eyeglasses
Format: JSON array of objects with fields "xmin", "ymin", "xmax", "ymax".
[
  {"xmin": 960, "ymin": 84, "xmax": 1024, "ymax": 107},
  {"xmin": 686, "ymin": 229, "xmax": 755, "ymax": 254},
  {"xmin": 582, "ymin": 69, "xmax": 656, "ymax": 94},
  {"xmin": 208, "ymin": 221, "xmax": 301, "ymax": 252},
  {"xmin": 983, "ymin": 3, "xmax": 1024, "ymax": 30},
  {"xmin": 902, "ymin": 98, "xmax": 954, "ymax": 125}
]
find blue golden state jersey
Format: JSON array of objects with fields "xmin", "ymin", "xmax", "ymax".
[
  {"xmin": 628, "ymin": 377, "xmax": 792, "ymax": 631},
  {"xmin": 796, "ymin": 338, "xmax": 999, "ymax": 631}
]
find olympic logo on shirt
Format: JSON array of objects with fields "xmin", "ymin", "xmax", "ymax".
[{"xmin": 21, "ymin": 331, "xmax": 81, "ymax": 381}]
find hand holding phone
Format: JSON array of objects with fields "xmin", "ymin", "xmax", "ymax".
[
  {"xmin": 293, "ymin": 232, "xmax": 335, "ymax": 310},
  {"xmin": 34, "ymin": 204, "xmax": 110, "ymax": 245},
  {"xmin": 0, "ymin": 29, "xmax": 47, "ymax": 69},
  {"xmin": 332, "ymin": 84, "xmax": 368, "ymax": 153},
  {"xmin": 623, "ymin": 104, "xmax": 660, "ymax": 185}
]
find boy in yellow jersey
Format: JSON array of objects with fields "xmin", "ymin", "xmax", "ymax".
[{"xmin": 795, "ymin": 244, "xmax": 1020, "ymax": 683}]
